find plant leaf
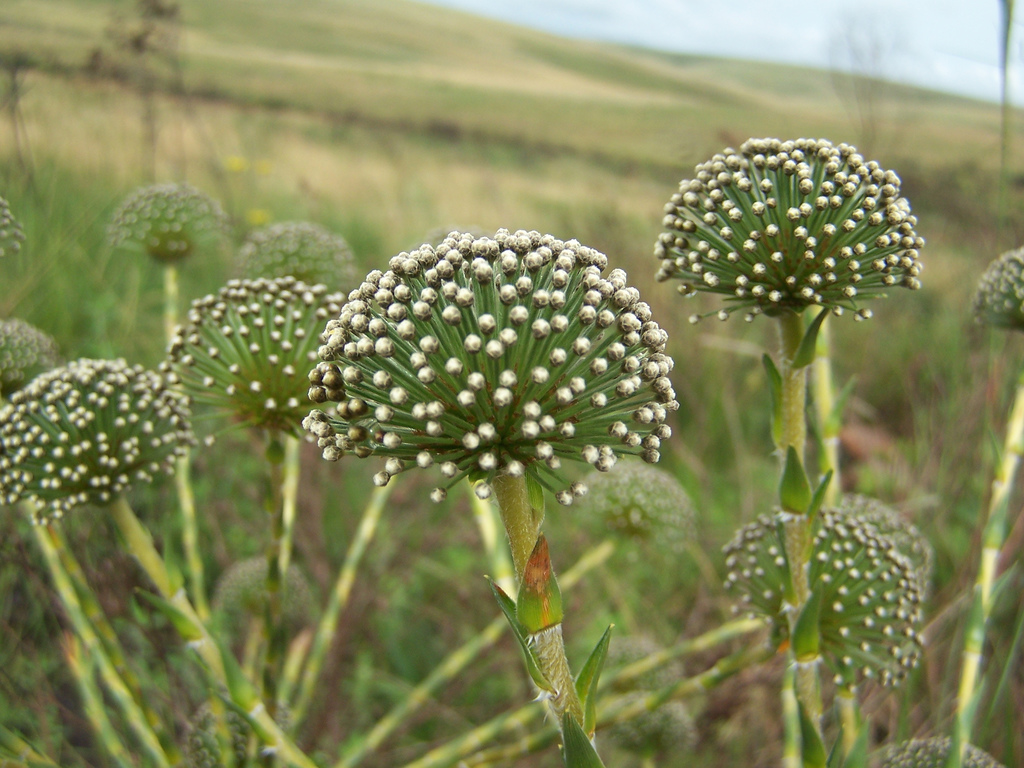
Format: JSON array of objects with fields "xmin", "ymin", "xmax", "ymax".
[
  {"xmin": 526, "ymin": 472, "xmax": 546, "ymax": 514},
  {"xmin": 779, "ymin": 446, "xmax": 812, "ymax": 514},
  {"xmin": 807, "ymin": 470, "xmax": 834, "ymax": 520},
  {"xmin": 792, "ymin": 588, "xmax": 823, "ymax": 661},
  {"xmin": 561, "ymin": 712, "xmax": 606, "ymax": 768},
  {"xmin": 488, "ymin": 578, "xmax": 555, "ymax": 693},
  {"xmin": 798, "ymin": 701, "xmax": 827, "ymax": 768},
  {"xmin": 793, "ymin": 308, "xmax": 829, "ymax": 369},
  {"xmin": 134, "ymin": 589, "xmax": 203, "ymax": 643},
  {"xmin": 575, "ymin": 625, "xmax": 613, "ymax": 736},
  {"xmin": 763, "ymin": 354, "xmax": 783, "ymax": 446}
]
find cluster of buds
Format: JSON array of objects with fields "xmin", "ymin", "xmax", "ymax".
[
  {"xmin": 723, "ymin": 508, "xmax": 923, "ymax": 687},
  {"xmin": 654, "ymin": 138, "xmax": 923, "ymax": 322},
  {"xmin": 973, "ymin": 246, "xmax": 1024, "ymax": 331},
  {"xmin": 877, "ymin": 738, "xmax": 1005, "ymax": 768},
  {"xmin": 164, "ymin": 277, "xmax": 345, "ymax": 436},
  {"xmin": 304, "ymin": 229, "xmax": 678, "ymax": 504},
  {"xmin": 237, "ymin": 221, "xmax": 358, "ymax": 288},
  {"xmin": 0, "ymin": 194, "xmax": 25, "ymax": 257},
  {"xmin": 108, "ymin": 183, "xmax": 228, "ymax": 264},
  {"xmin": 575, "ymin": 462, "xmax": 695, "ymax": 552},
  {"xmin": 211, "ymin": 556, "xmax": 312, "ymax": 641},
  {"xmin": 0, "ymin": 318, "xmax": 61, "ymax": 395},
  {"xmin": 0, "ymin": 359, "xmax": 194, "ymax": 520}
]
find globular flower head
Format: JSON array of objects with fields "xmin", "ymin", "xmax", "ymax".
[
  {"xmin": 211, "ymin": 556, "xmax": 313, "ymax": 641},
  {"xmin": 108, "ymin": 183, "xmax": 228, "ymax": 264},
  {"xmin": 839, "ymin": 494, "xmax": 933, "ymax": 598},
  {"xmin": 0, "ymin": 194, "xmax": 25, "ymax": 257},
  {"xmin": 574, "ymin": 462, "xmax": 695, "ymax": 552},
  {"xmin": 723, "ymin": 508, "xmax": 924, "ymax": 687},
  {"xmin": 0, "ymin": 318, "xmax": 60, "ymax": 395},
  {"xmin": 304, "ymin": 229, "xmax": 678, "ymax": 505},
  {"xmin": 164, "ymin": 277, "xmax": 345, "ymax": 436},
  {"xmin": 606, "ymin": 635, "xmax": 697, "ymax": 756},
  {"xmin": 876, "ymin": 738, "xmax": 1005, "ymax": 768},
  {"xmin": 973, "ymin": 246, "xmax": 1024, "ymax": 330},
  {"xmin": 655, "ymin": 138, "xmax": 923, "ymax": 322},
  {"xmin": 237, "ymin": 221, "xmax": 358, "ymax": 288},
  {"xmin": 0, "ymin": 359, "xmax": 194, "ymax": 520}
]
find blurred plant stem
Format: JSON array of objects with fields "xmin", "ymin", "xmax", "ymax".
[
  {"xmin": 261, "ymin": 432, "xmax": 288, "ymax": 718},
  {"xmin": 952, "ymin": 361, "xmax": 1024, "ymax": 764},
  {"xmin": 467, "ymin": 480, "xmax": 515, "ymax": 594},
  {"xmin": 399, "ymin": 615, "xmax": 761, "ymax": 768},
  {"xmin": 813, "ymin": 316, "xmax": 840, "ymax": 508},
  {"xmin": 106, "ymin": 494, "xmax": 317, "ymax": 768},
  {"xmin": 31, "ymin": 517, "xmax": 171, "ymax": 767},
  {"xmin": 290, "ymin": 484, "xmax": 393, "ymax": 725},
  {"xmin": 166, "ymin": 262, "xmax": 210, "ymax": 621},
  {"xmin": 63, "ymin": 633, "xmax": 134, "ymax": 768}
]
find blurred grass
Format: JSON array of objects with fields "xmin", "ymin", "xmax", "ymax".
[{"xmin": 1, "ymin": 0, "xmax": 1024, "ymax": 765}]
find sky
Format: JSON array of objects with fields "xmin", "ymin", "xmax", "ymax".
[{"xmin": 422, "ymin": 0, "xmax": 1019, "ymax": 104}]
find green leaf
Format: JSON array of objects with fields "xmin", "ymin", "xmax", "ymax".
[
  {"xmin": 792, "ymin": 589, "xmax": 823, "ymax": 661},
  {"xmin": 793, "ymin": 308, "xmax": 829, "ymax": 370},
  {"xmin": 574, "ymin": 626, "xmax": 613, "ymax": 736},
  {"xmin": 798, "ymin": 702, "xmax": 827, "ymax": 768},
  {"xmin": 561, "ymin": 712, "xmax": 607, "ymax": 768},
  {"xmin": 214, "ymin": 631, "xmax": 262, "ymax": 711},
  {"xmin": 488, "ymin": 578, "xmax": 555, "ymax": 693},
  {"xmin": 526, "ymin": 472, "xmax": 546, "ymax": 515},
  {"xmin": 825, "ymin": 376, "xmax": 857, "ymax": 436},
  {"xmin": 779, "ymin": 446, "xmax": 812, "ymax": 514},
  {"xmin": 840, "ymin": 718, "xmax": 869, "ymax": 768},
  {"xmin": 807, "ymin": 470, "xmax": 834, "ymax": 520},
  {"xmin": 134, "ymin": 589, "xmax": 203, "ymax": 643},
  {"xmin": 763, "ymin": 354, "xmax": 783, "ymax": 446}
]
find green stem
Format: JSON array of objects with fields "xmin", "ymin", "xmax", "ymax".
[
  {"xmin": 836, "ymin": 686, "xmax": 860, "ymax": 762},
  {"xmin": 953, "ymin": 363, "xmax": 1024, "ymax": 762},
  {"xmin": 0, "ymin": 724, "xmax": 62, "ymax": 766},
  {"xmin": 491, "ymin": 474, "xmax": 543, "ymax": 581},
  {"xmin": 290, "ymin": 484, "xmax": 393, "ymax": 726},
  {"xmin": 106, "ymin": 495, "xmax": 318, "ymax": 768},
  {"xmin": 48, "ymin": 523, "xmax": 182, "ymax": 764},
  {"xmin": 278, "ymin": 435, "xmax": 301, "ymax": 578},
  {"xmin": 335, "ymin": 539, "xmax": 615, "ymax": 768},
  {"xmin": 781, "ymin": 662, "xmax": 801, "ymax": 768},
  {"xmin": 64, "ymin": 635, "xmax": 134, "ymax": 768},
  {"xmin": 164, "ymin": 263, "xmax": 180, "ymax": 344},
  {"xmin": 32, "ymin": 521, "xmax": 169, "ymax": 767},
  {"xmin": 778, "ymin": 310, "xmax": 808, "ymax": 460},
  {"xmin": 177, "ymin": 451, "xmax": 210, "ymax": 621},
  {"xmin": 813, "ymin": 316, "xmax": 840, "ymax": 507},
  {"xmin": 262, "ymin": 433, "xmax": 287, "ymax": 718}
]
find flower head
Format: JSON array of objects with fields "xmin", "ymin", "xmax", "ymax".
[
  {"xmin": 973, "ymin": 246, "xmax": 1024, "ymax": 330},
  {"xmin": 237, "ymin": 221, "xmax": 358, "ymax": 288},
  {"xmin": 212, "ymin": 556, "xmax": 312, "ymax": 641},
  {"xmin": 723, "ymin": 508, "xmax": 923, "ymax": 687},
  {"xmin": 0, "ymin": 194, "xmax": 25, "ymax": 257},
  {"xmin": 0, "ymin": 318, "xmax": 60, "ymax": 395},
  {"xmin": 574, "ymin": 462, "xmax": 695, "ymax": 552},
  {"xmin": 164, "ymin": 277, "xmax": 345, "ymax": 436},
  {"xmin": 0, "ymin": 359, "xmax": 194, "ymax": 520},
  {"xmin": 877, "ymin": 738, "xmax": 1005, "ymax": 768},
  {"xmin": 304, "ymin": 229, "xmax": 678, "ymax": 505},
  {"xmin": 654, "ymin": 138, "xmax": 923, "ymax": 322},
  {"xmin": 109, "ymin": 183, "xmax": 228, "ymax": 264},
  {"xmin": 839, "ymin": 494, "xmax": 933, "ymax": 597}
]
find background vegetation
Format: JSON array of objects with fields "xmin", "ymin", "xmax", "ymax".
[{"xmin": 1, "ymin": 0, "xmax": 1022, "ymax": 765}]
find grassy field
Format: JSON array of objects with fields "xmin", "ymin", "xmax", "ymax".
[{"xmin": 2, "ymin": 0, "xmax": 1024, "ymax": 766}]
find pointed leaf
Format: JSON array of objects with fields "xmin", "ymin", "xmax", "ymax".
[
  {"xmin": 574, "ymin": 625, "xmax": 613, "ymax": 736},
  {"xmin": 214, "ymin": 631, "xmax": 261, "ymax": 710},
  {"xmin": 792, "ymin": 588, "xmax": 823, "ymax": 661},
  {"xmin": 842, "ymin": 719, "xmax": 869, "ymax": 768},
  {"xmin": 798, "ymin": 702, "xmax": 827, "ymax": 768},
  {"xmin": 561, "ymin": 712, "xmax": 607, "ymax": 768},
  {"xmin": 780, "ymin": 446, "xmax": 812, "ymax": 514},
  {"xmin": 134, "ymin": 589, "xmax": 203, "ymax": 642},
  {"xmin": 763, "ymin": 354, "xmax": 783, "ymax": 446},
  {"xmin": 517, "ymin": 536, "xmax": 563, "ymax": 633},
  {"xmin": 793, "ymin": 309, "xmax": 829, "ymax": 370},
  {"xmin": 526, "ymin": 472, "xmax": 546, "ymax": 515},
  {"xmin": 807, "ymin": 470, "xmax": 834, "ymax": 520},
  {"xmin": 488, "ymin": 578, "xmax": 555, "ymax": 693}
]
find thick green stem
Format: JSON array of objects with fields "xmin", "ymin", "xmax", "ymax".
[
  {"xmin": 778, "ymin": 310, "xmax": 808, "ymax": 460},
  {"xmin": 953, "ymin": 364, "xmax": 1024, "ymax": 763},
  {"xmin": 107, "ymin": 496, "xmax": 317, "ymax": 768},
  {"xmin": 64, "ymin": 635, "xmax": 134, "ymax": 768},
  {"xmin": 291, "ymin": 484, "xmax": 393, "ymax": 725},
  {"xmin": 176, "ymin": 452, "xmax": 210, "ymax": 621},
  {"xmin": 262, "ymin": 433, "xmax": 287, "ymax": 718},
  {"xmin": 781, "ymin": 662, "xmax": 801, "ymax": 768},
  {"xmin": 163, "ymin": 263, "xmax": 180, "ymax": 344},
  {"xmin": 278, "ymin": 435, "xmax": 302, "ymax": 578},
  {"xmin": 836, "ymin": 686, "xmax": 860, "ymax": 761},
  {"xmin": 491, "ymin": 474, "xmax": 543, "ymax": 582}
]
